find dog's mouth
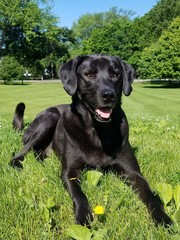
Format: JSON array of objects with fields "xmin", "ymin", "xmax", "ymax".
[
  {"xmin": 83, "ymin": 101, "xmax": 113, "ymax": 122},
  {"xmin": 95, "ymin": 107, "xmax": 112, "ymax": 122}
]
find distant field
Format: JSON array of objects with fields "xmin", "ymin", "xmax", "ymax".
[
  {"xmin": 0, "ymin": 82, "xmax": 179, "ymax": 239},
  {"xmin": 0, "ymin": 82, "xmax": 71, "ymax": 120}
]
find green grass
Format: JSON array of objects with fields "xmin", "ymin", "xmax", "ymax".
[
  {"xmin": 0, "ymin": 82, "xmax": 180, "ymax": 239},
  {"xmin": 0, "ymin": 82, "xmax": 71, "ymax": 120}
]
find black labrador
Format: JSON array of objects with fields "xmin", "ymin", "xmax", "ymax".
[{"xmin": 11, "ymin": 54, "xmax": 172, "ymax": 227}]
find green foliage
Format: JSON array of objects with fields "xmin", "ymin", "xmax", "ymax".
[
  {"xmin": 0, "ymin": 55, "xmax": 24, "ymax": 84},
  {"xmin": 81, "ymin": 18, "xmax": 133, "ymax": 60},
  {"xmin": 0, "ymin": 0, "xmax": 73, "ymax": 77},
  {"xmin": 86, "ymin": 170, "xmax": 103, "ymax": 187},
  {"xmin": 67, "ymin": 224, "xmax": 107, "ymax": 240},
  {"xmin": 72, "ymin": 7, "xmax": 134, "ymax": 41},
  {"xmin": 70, "ymin": 0, "xmax": 180, "ymax": 79},
  {"xmin": 155, "ymin": 183, "xmax": 180, "ymax": 225},
  {"xmin": 156, "ymin": 183, "xmax": 173, "ymax": 206},
  {"xmin": 1, "ymin": 0, "xmax": 179, "ymax": 79},
  {"xmin": 174, "ymin": 185, "xmax": 180, "ymax": 210},
  {"xmin": 67, "ymin": 225, "xmax": 92, "ymax": 240},
  {"xmin": 139, "ymin": 0, "xmax": 180, "ymax": 45},
  {"xmin": 138, "ymin": 17, "xmax": 180, "ymax": 79},
  {"xmin": 71, "ymin": 8, "xmax": 135, "ymax": 57}
]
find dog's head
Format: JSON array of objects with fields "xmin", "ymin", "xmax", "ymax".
[{"xmin": 60, "ymin": 54, "xmax": 135, "ymax": 122}]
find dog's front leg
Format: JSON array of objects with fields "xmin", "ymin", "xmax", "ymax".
[
  {"xmin": 113, "ymin": 147, "xmax": 172, "ymax": 227},
  {"xmin": 123, "ymin": 170, "xmax": 172, "ymax": 227},
  {"xmin": 61, "ymin": 168, "xmax": 93, "ymax": 226}
]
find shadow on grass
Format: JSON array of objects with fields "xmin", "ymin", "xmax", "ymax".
[
  {"xmin": 12, "ymin": 82, "xmax": 30, "ymax": 86},
  {"xmin": 132, "ymin": 146, "xmax": 139, "ymax": 154},
  {"xmin": 142, "ymin": 80, "xmax": 180, "ymax": 89},
  {"xmin": 0, "ymin": 82, "xmax": 30, "ymax": 86}
]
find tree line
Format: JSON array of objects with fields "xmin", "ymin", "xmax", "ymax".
[{"xmin": 0, "ymin": 0, "xmax": 179, "ymax": 83}]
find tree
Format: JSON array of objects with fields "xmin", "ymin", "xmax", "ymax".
[
  {"xmin": 123, "ymin": 0, "xmax": 180, "ymax": 71},
  {"xmin": 138, "ymin": 17, "xmax": 180, "ymax": 79},
  {"xmin": 30, "ymin": 26, "xmax": 74, "ymax": 78},
  {"xmin": 0, "ymin": 0, "xmax": 74, "ymax": 77},
  {"xmin": 142, "ymin": 0, "xmax": 180, "ymax": 43},
  {"xmin": 129, "ymin": 0, "xmax": 180, "ymax": 52},
  {"xmin": 80, "ymin": 17, "xmax": 133, "ymax": 61},
  {"xmin": 71, "ymin": 8, "xmax": 135, "ymax": 57}
]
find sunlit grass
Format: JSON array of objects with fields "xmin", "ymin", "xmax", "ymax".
[{"xmin": 0, "ymin": 82, "xmax": 179, "ymax": 239}]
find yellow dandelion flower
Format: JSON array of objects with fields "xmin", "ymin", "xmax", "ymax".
[{"xmin": 93, "ymin": 205, "xmax": 105, "ymax": 215}]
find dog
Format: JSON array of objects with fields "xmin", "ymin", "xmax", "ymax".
[{"xmin": 11, "ymin": 54, "xmax": 172, "ymax": 227}]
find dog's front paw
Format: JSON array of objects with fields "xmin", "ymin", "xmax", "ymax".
[
  {"xmin": 75, "ymin": 205, "xmax": 93, "ymax": 226},
  {"xmin": 149, "ymin": 196, "xmax": 173, "ymax": 227},
  {"xmin": 152, "ymin": 208, "xmax": 173, "ymax": 227},
  {"xmin": 10, "ymin": 158, "xmax": 23, "ymax": 169}
]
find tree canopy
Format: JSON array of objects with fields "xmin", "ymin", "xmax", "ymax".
[
  {"xmin": 0, "ymin": 0, "xmax": 179, "ymax": 81},
  {"xmin": 81, "ymin": 17, "xmax": 133, "ymax": 61},
  {"xmin": 138, "ymin": 17, "xmax": 180, "ymax": 79},
  {"xmin": 70, "ymin": 0, "xmax": 180, "ymax": 80},
  {"xmin": 0, "ymin": 0, "xmax": 74, "ymax": 79}
]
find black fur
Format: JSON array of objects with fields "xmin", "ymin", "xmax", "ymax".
[
  {"xmin": 12, "ymin": 102, "xmax": 25, "ymax": 130},
  {"xmin": 10, "ymin": 54, "xmax": 172, "ymax": 227}
]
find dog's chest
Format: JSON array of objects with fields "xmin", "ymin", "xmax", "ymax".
[
  {"xmin": 53, "ymin": 110, "xmax": 123, "ymax": 167},
  {"xmin": 87, "ymin": 127, "xmax": 121, "ymax": 165},
  {"xmin": 65, "ymin": 124, "xmax": 120, "ymax": 166}
]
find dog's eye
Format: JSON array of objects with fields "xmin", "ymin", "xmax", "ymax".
[
  {"xmin": 112, "ymin": 72, "xmax": 119, "ymax": 79},
  {"xmin": 85, "ymin": 72, "xmax": 92, "ymax": 78}
]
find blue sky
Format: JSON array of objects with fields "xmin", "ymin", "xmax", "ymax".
[{"xmin": 51, "ymin": 0, "xmax": 158, "ymax": 28}]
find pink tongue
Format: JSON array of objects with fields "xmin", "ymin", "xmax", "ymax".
[{"xmin": 96, "ymin": 108, "xmax": 111, "ymax": 119}]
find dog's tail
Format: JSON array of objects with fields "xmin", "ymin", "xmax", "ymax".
[{"xmin": 12, "ymin": 102, "xmax": 26, "ymax": 131}]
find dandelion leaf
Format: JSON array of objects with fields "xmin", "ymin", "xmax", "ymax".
[
  {"xmin": 43, "ymin": 207, "xmax": 50, "ymax": 222},
  {"xmin": 174, "ymin": 185, "xmax": 180, "ymax": 209},
  {"xmin": 67, "ymin": 224, "xmax": 92, "ymax": 240},
  {"xmin": 87, "ymin": 170, "xmax": 103, "ymax": 187},
  {"xmin": 92, "ymin": 228, "xmax": 107, "ymax": 240},
  {"xmin": 155, "ymin": 182, "xmax": 173, "ymax": 206},
  {"xmin": 46, "ymin": 196, "xmax": 56, "ymax": 209}
]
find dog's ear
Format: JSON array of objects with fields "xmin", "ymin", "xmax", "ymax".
[
  {"xmin": 122, "ymin": 62, "xmax": 135, "ymax": 96},
  {"xmin": 59, "ymin": 56, "xmax": 81, "ymax": 96},
  {"xmin": 117, "ymin": 58, "xmax": 135, "ymax": 96}
]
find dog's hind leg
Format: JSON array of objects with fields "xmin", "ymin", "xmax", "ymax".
[
  {"xmin": 11, "ymin": 141, "xmax": 34, "ymax": 168},
  {"xmin": 10, "ymin": 108, "xmax": 60, "ymax": 168}
]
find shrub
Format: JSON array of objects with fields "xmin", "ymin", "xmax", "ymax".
[{"xmin": 0, "ymin": 56, "xmax": 24, "ymax": 84}]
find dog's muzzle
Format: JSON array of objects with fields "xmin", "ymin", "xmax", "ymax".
[
  {"xmin": 95, "ymin": 88, "xmax": 115, "ymax": 121},
  {"xmin": 85, "ymin": 88, "xmax": 116, "ymax": 123}
]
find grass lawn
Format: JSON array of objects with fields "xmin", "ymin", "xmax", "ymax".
[{"xmin": 0, "ymin": 81, "xmax": 180, "ymax": 239}]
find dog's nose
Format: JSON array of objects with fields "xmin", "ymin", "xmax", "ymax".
[{"xmin": 100, "ymin": 89, "xmax": 115, "ymax": 102}]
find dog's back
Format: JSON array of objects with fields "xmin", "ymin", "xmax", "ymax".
[{"xmin": 13, "ymin": 102, "xmax": 25, "ymax": 131}]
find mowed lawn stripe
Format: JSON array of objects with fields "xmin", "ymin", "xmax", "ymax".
[{"xmin": 123, "ymin": 83, "xmax": 180, "ymax": 118}]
